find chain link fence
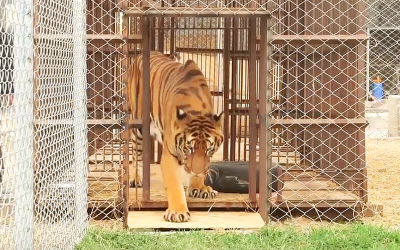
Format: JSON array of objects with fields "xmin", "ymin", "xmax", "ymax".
[
  {"xmin": 85, "ymin": 0, "xmax": 126, "ymax": 227},
  {"xmin": 266, "ymin": 0, "xmax": 400, "ymax": 226},
  {"xmin": 84, "ymin": 0, "xmax": 400, "ymax": 229},
  {"xmin": 268, "ymin": 0, "xmax": 368, "ymax": 223},
  {"xmin": 363, "ymin": 0, "xmax": 400, "ymax": 226},
  {"xmin": 2, "ymin": 0, "xmax": 398, "ymax": 242},
  {"xmin": 0, "ymin": 0, "xmax": 88, "ymax": 249}
]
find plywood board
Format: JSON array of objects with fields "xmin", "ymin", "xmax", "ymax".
[{"xmin": 127, "ymin": 211, "xmax": 264, "ymax": 230}]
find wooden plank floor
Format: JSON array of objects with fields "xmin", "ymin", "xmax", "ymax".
[
  {"xmin": 127, "ymin": 211, "xmax": 265, "ymax": 230},
  {"xmin": 88, "ymin": 163, "xmax": 362, "ymax": 209}
]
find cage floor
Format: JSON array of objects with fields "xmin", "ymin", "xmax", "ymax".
[
  {"xmin": 127, "ymin": 211, "xmax": 264, "ymax": 230},
  {"xmin": 88, "ymin": 163, "xmax": 362, "ymax": 210}
]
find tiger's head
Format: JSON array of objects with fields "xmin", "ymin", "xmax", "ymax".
[{"xmin": 174, "ymin": 108, "xmax": 224, "ymax": 176}]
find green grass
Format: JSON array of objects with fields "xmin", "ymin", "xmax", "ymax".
[{"xmin": 76, "ymin": 223, "xmax": 400, "ymax": 250}]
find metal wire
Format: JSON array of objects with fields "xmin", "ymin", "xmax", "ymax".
[
  {"xmin": 3, "ymin": 0, "xmax": 400, "ymax": 245},
  {"xmin": 266, "ymin": 0, "xmax": 400, "ymax": 225},
  {"xmin": 84, "ymin": 0, "xmax": 400, "ymax": 228},
  {"xmin": 0, "ymin": 0, "xmax": 87, "ymax": 249}
]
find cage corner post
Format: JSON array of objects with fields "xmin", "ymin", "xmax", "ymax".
[
  {"xmin": 357, "ymin": 0, "xmax": 368, "ymax": 204},
  {"xmin": 73, "ymin": 0, "xmax": 89, "ymax": 240},
  {"xmin": 141, "ymin": 14, "xmax": 151, "ymax": 202},
  {"xmin": 248, "ymin": 15, "xmax": 257, "ymax": 203},
  {"xmin": 120, "ymin": 0, "xmax": 130, "ymax": 229},
  {"xmin": 258, "ymin": 13, "xmax": 273, "ymax": 223},
  {"xmin": 14, "ymin": 0, "xmax": 35, "ymax": 248}
]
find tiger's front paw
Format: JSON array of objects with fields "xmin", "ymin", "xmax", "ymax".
[
  {"xmin": 164, "ymin": 208, "xmax": 191, "ymax": 223},
  {"xmin": 188, "ymin": 185, "xmax": 218, "ymax": 199}
]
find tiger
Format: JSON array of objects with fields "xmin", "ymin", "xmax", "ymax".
[{"xmin": 126, "ymin": 51, "xmax": 224, "ymax": 223}]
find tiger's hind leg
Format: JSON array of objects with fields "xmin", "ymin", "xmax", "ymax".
[{"xmin": 129, "ymin": 128, "xmax": 143, "ymax": 187}]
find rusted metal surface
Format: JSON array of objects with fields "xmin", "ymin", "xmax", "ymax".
[
  {"xmin": 120, "ymin": 0, "xmax": 130, "ymax": 229},
  {"xmin": 142, "ymin": 16, "xmax": 152, "ymax": 202},
  {"xmin": 86, "ymin": 0, "xmax": 128, "ymax": 226},
  {"xmin": 229, "ymin": 17, "xmax": 238, "ymax": 161},
  {"xmin": 258, "ymin": 14, "xmax": 271, "ymax": 222},
  {"xmin": 248, "ymin": 16, "xmax": 257, "ymax": 203},
  {"xmin": 86, "ymin": 0, "xmax": 369, "ymax": 225},
  {"xmin": 223, "ymin": 17, "xmax": 231, "ymax": 161},
  {"xmin": 126, "ymin": 8, "xmax": 270, "ymax": 17},
  {"xmin": 86, "ymin": 0, "xmax": 120, "ymax": 157},
  {"xmin": 133, "ymin": 201, "xmax": 259, "ymax": 209},
  {"xmin": 131, "ymin": 13, "xmax": 271, "ymax": 209},
  {"xmin": 130, "ymin": 200, "xmax": 363, "ymax": 209},
  {"xmin": 356, "ymin": 0, "xmax": 368, "ymax": 203},
  {"xmin": 267, "ymin": 0, "xmax": 368, "ymax": 221}
]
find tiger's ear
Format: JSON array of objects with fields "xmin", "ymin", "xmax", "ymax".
[
  {"xmin": 213, "ymin": 111, "xmax": 224, "ymax": 127},
  {"xmin": 176, "ymin": 108, "xmax": 187, "ymax": 120}
]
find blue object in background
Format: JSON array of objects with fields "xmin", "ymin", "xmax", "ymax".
[{"xmin": 372, "ymin": 82, "xmax": 384, "ymax": 100}]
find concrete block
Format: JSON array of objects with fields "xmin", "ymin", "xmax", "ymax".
[{"xmin": 388, "ymin": 95, "xmax": 400, "ymax": 137}]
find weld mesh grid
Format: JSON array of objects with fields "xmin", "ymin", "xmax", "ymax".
[{"xmin": 0, "ymin": 0, "xmax": 88, "ymax": 249}]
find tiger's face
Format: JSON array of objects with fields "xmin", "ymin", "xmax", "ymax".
[{"xmin": 174, "ymin": 108, "xmax": 224, "ymax": 176}]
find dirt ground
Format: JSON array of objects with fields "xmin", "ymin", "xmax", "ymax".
[{"xmin": 363, "ymin": 138, "xmax": 400, "ymax": 227}]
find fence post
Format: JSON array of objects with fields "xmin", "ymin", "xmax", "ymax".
[
  {"xmin": 14, "ymin": 0, "xmax": 34, "ymax": 249},
  {"xmin": 73, "ymin": 0, "xmax": 88, "ymax": 242}
]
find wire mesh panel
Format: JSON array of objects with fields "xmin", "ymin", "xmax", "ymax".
[
  {"xmin": 127, "ymin": 0, "xmax": 269, "ymax": 14},
  {"xmin": 367, "ymin": 1, "xmax": 400, "ymax": 98},
  {"xmin": 0, "ymin": 0, "xmax": 88, "ymax": 249},
  {"xmin": 267, "ymin": 0, "xmax": 369, "ymax": 222},
  {"xmin": 84, "ymin": 0, "xmax": 400, "ymax": 228},
  {"xmin": 127, "ymin": 14, "xmax": 264, "ymax": 206},
  {"xmin": 363, "ymin": 0, "xmax": 400, "ymax": 226},
  {"xmin": 86, "ymin": 0, "xmax": 127, "ymax": 226},
  {"xmin": 0, "ymin": 0, "xmax": 34, "ymax": 248},
  {"xmin": 266, "ymin": 0, "xmax": 399, "ymax": 226},
  {"xmin": 84, "ymin": 0, "xmax": 271, "ymax": 226}
]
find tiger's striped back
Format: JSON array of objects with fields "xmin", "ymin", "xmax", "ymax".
[{"xmin": 126, "ymin": 51, "xmax": 223, "ymax": 186}]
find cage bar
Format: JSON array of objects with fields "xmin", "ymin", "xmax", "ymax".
[
  {"xmin": 141, "ymin": 15, "xmax": 152, "ymax": 202},
  {"xmin": 248, "ymin": 16, "xmax": 257, "ymax": 202},
  {"xmin": 258, "ymin": 14, "xmax": 272, "ymax": 222},
  {"xmin": 73, "ymin": 0, "xmax": 88, "ymax": 239},
  {"xmin": 14, "ymin": 0, "xmax": 34, "ymax": 248}
]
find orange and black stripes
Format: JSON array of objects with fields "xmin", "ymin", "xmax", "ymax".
[{"xmin": 127, "ymin": 51, "xmax": 224, "ymax": 183}]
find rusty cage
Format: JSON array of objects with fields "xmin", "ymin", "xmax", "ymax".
[{"xmin": 86, "ymin": 0, "xmax": 369, "ymax": 227}]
